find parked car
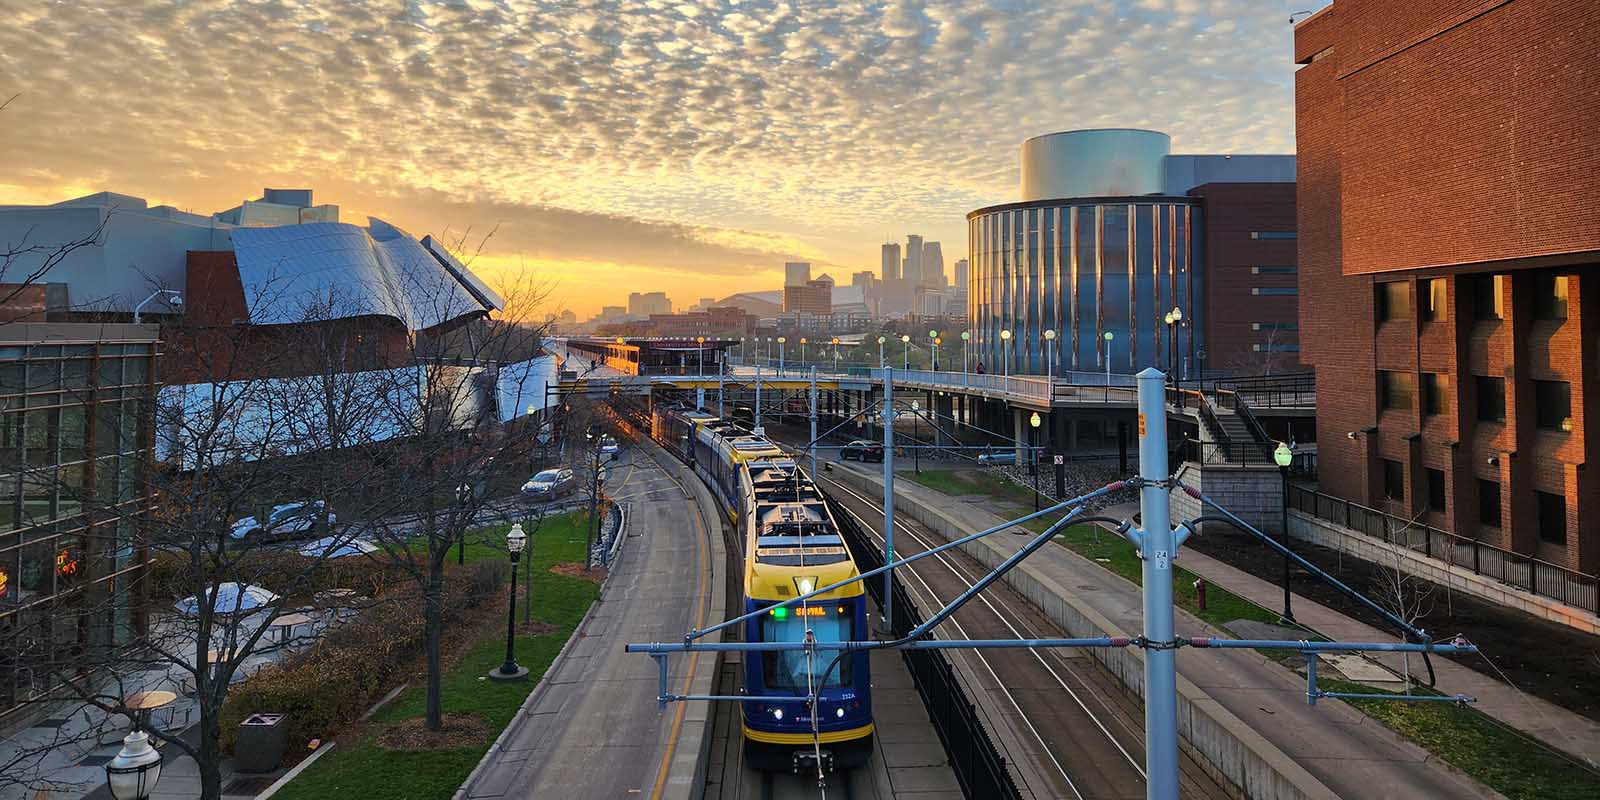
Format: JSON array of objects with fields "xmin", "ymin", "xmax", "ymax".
[
  {"xmin": 976, "ymin": 450, "xmax": 1017, "ymax": 466},
  {"xmin": 230, "ymin": 501, "xmax": 335, "ymax": 541},
  {"xmin": 840, "ymin": 440, "xmax": 885, "ymax": 462},
  {"xmin": 599, "ymin": 436, "xmax": 621, "ymax": 457},
  {"xmin": 522, "ymin": 468, "xmax": 577, "ymax": 500}
]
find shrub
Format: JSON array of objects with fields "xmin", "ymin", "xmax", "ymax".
[
  {"xmin": 143, "ymin": 549, "xmax": 411, "ymax": 604},
  {"xmin": 219, "ymin": 561, "xmax": 502, "ymax": 755}
]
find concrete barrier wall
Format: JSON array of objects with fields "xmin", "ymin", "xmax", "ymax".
[
  {"xmin": 1289, "ymin": 511, "xmax": 1600, "ymax": 636},
  {"xmin": 830, "ymin": 468, "xmax": 1339, "ymax": 800}
]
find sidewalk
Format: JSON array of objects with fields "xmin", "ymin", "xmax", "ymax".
[
  {"xmin": 1146, "ymin": 506, "xmax": 1600, "ymax": 768},
  {"xmin": 839, "ymin": 462, "xmax": 1498, "ymax": 800}
]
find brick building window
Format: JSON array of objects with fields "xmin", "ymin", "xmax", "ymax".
[
  {"xmin": 1534, "ymin": 380, "xmax": 1572, "ymax": 431},
  {"xmin": 1536, "ymin": 491, "xmax": 1567, "ymax": 546},
  {"xmin": 1476, "ymin": 377, "xmax": 1505, "ymax": 423},
  {"xmin": 1470, "ymin": 275, "xmax": 1504, "ymax": 321},
  {"xmin": 1382, "ymin": 459, "xmax": 1405, "ymax": 501},
  {"xmin": 1379, "ymin": 370, "xmax": 1413, "ymax": 411},
  {"xmin": 1420, "ymin": 278, "xmax": 1446, "ymax": 322},
  {"xmin": 1376, "ymin": 281, "xmax": 1409, "ymax": 322},
  {"xmin": 1421, "ymin": 373, "xmax": 1450, "ymax": 416},
  {"xmin": 1426, "ymin": 469, "xmax": 1446, "ymax": 512},
  {"xmin": 1478, "ymin": 480, "xmax": 1501, "ymax": 528},
  {"xmin": 1534, "ymin": 275, "xmax": 1569, "ymax": 320}
]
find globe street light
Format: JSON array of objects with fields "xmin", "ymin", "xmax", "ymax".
[
  {"xmin": 910, "ymin": 399, "xmax": 921, "ymax": 474},
  {"xmin": 1102, "ymin": 330, "xmax": 1115, "ymax": 388},
  {"xmin": 1163, "ymin": 307, "xmax": 1183, "ymax": 379},
  {"xmin": 490, "ymin": 523, "xmax": 530, "ymax": 681},
  {"xmin": 1000, "ymin": 329, "xmax": 1013, "ymax": 376},
  {"xmin": 1029, "ymin": 411, "xmax": 1043, "ymax": 511},
  {"xmin": 877, "ymin": 335, "xmax": 886, "ymax": 368},
  {"xmin": 800, "ymin": 337, "xmax": 808, "ymax": 366},
  {"xmin": 1043, "ymin": 329, "xmax": 1058, "ymax": 382},
  {"xmin": 900, "ymin": 334, "xmax": 911, "ymax": 370},
  {"xmin": 106, "ymin": 730, "xmax": 162, "ymax": 800},
  {"xmin": 831, "ymin": 337, "xmax": 841, "ymax": 372},
  {"xmin": 960, "ymin": 331, "xmax": 971, "ymax": 373},
  {"xmin": 1274, "ymin": 441, "xmax": 1297, "ymax": 624},
  {"xmin": 696, "ymin": 336, "xmax": 706, "ymax": 376},
  {"xmin": 777, "ymin": 336, "xmax": 787, "ymax": 373},
  {"xmin": 928, "ymin": 329, "xmax": 940, "ymax": 371}
]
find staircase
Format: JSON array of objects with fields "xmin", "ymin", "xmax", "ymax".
[{"xmin": 1211, "ymin": 407, "xmax": 1267, "ymax": 463}]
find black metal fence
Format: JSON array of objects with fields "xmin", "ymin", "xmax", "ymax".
[
  {"xmin": 1289, "ymin": 485, "xmax": 1599, "ymax": 614},
  {"xmin": 827, "ymin": 497, "xmax": 1022, "ymax": 800}
]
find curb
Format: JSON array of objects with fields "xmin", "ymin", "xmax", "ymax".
[
  {"xmin": 451, "ymin": 492, "xmax": 631, "ymax": 800},
  {"xmin": 256, "ymin": 741, "xmax": 335, "ymax": 800},
  {"xmin": 828, "ymin": 462, "xmax": 1341, "ymax": 800}
]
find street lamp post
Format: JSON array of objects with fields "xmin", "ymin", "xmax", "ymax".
[
  {"xmin": 900, "ymin": 334, "xmax": 911, "ymax": 370},
  {"xmin": 456, "ymin": 481, "xmax": 473, "ymax": 565},
  {"xmin": 800, "ymin": 337, "xmax": 808, "ymax": 367},
  {"xmin": 831, "ymin": 337, "xmax": 840, "ymax": 372},
  {"xmin": 1043, "ymin": 329, "xmax": 1057, "ymax": 382},
  {"xmin": 1274, "ymin": 441, "xmax": 1297, "ymax": 624},
  {"xmin": 1000, "ymin": 329, "xmax": 1013, "ymax": 376},
  {"xmin": 1029, "ymin": 411, "xmax": 1042, "ymax": 511},
  {"xmin": 696, "ymin": 336, "xmax": 705, "ymax": 376},
  {"xmin": 490, "ymin": 523, "xmax": 530, "ymax": 681},
  {"xmin": 961, "ymin": 330, "xmax": 970, "ymax": 373},
  {"xmin": 928, "ymin": 330, "xmax": 940, "ymax": 371},
  {"xmin": 1102, "ymin": 330, "xmax": 1115, "ymax": 388},
  {"xmin": 778, "ymin": 336, "xmax": 787, "ymax": 373},
  {"xmin": 584, "ymin": 425, "xmax": 602, "ymax": 569},
  {"xmin": 877, "ymin": 336, "xmax": 886, "ymax": 368},
  {"xmin": 1163, "ymin": 307, "xmax": 1183, "ymax": 380}
]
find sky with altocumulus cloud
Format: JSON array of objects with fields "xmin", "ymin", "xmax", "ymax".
[{"xmin": 0, "ymin": 0, "xmax": 1318, "ymax": 317}]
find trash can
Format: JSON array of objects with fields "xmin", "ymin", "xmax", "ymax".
[{"xmin": 235, "ymin": 713, "xmax": 288, "ymax": 773}]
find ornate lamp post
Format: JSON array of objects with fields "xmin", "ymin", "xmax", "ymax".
[
  {"xmin": 106, "ymin": 730, "xmax": 162, "ymax": 800},
  {"xmin": 800, "ymin": 337, "xmax": 808, "ymax": 366},
  {"xmin": 960, "ymin": 330, "xmax": 971, "ymax": 373},
  {"xmin": 1102, "ymin": 330, "xmax": 1114, "ymax": 387},
  {"xmin": 910, "ymin": 399, "xmax": 921, "ymax": 474},
  {"xmin": 877, "ymin": 336, "xmax": 886, "ymax": 368},
  {"xmin": 1000, "ymin": 329, "xmax": 1013, "ymax": 376},
  {"xmin": 696, "ymin": 336, "xmax": 705, "ymax": 376},
  {"xmin": 1163, "ymin": 307, "xmax": 1183, "ymax": 379},
  {"xmin": 900, "ymin": 334, "xmax": 911, "ymax": 370},
  {"xmin": 1274, "ymin": 441, "xmax": 1297, "ymax": 624},
  {"xmin": 777, "ymin": 336, "xmax": 787, "ymax": 372},
  {"xmin": 490, "ymin": 523, "xmax": 530, "ymax": 681}
]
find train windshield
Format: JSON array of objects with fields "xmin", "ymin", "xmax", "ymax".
[{"xmin": 760, "ymin": 603, "xmax": 853, "ymax": 690}]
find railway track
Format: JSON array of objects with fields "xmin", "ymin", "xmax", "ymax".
[{"xmin": 818, "ymin": 473, "xmax": 1230, "ymax": 800}]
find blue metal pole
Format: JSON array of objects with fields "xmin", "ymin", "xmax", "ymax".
[
  {"xmin": 754, "ymin": 365, "xmax": 763, "ymax": 434},
  {"xmin": 882, "ymin": 366, "xmax": 896, "ymax": 634},
  {"xmin": 1136, "ymin": 367, "xmax": 1179, "ymax": 800}
]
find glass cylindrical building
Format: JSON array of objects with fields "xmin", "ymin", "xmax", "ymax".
[{"xmin": 968, "ymin": 129, "xmax": 1202, "ymax": 377}]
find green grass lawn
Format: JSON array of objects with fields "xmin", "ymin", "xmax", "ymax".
[
  {"xmin": 903, "ymin": 467, "xmax": 1040, "ymax": 506},
  {"xmin": 273, "ymin": 512, "xmax": 600, "ymax": 800}
]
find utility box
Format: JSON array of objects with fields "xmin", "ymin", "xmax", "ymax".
[{"xmin": 235, "ymin": 713, "xmax": 288, "ymax": 772}]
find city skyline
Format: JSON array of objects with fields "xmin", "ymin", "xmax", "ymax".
[{"xmin": 0, "ymin": 1, "xmax": 1311, "ymax": 318}]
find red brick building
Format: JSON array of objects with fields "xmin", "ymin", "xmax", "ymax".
[
  {"xmin": 783, "ymin": 281, "xmax": 832, "ymax": 316},
  {"xmin": 1296, "ymin": 0, "xmax": 1600, "ymax": 571}
]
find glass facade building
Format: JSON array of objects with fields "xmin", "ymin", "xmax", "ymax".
[
  {"xmin": 0, "ymin": 324, "xmax": 158, "ymax": 719},
  {"xmin": 968, "ymin": 198, "xmax": 1199, "ymax": 376}
]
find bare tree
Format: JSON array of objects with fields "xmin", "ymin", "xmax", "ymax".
[{"xmin": 1371, "ymin": 510, "xmax": 1437, "ymax": 692}]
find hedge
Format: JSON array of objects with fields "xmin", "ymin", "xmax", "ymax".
[{"xmin": 220, "ymin": 559, "xmax": 509, "ymax": 755}]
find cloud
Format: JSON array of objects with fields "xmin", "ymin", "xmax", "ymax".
[{"xmin": 0, "ymin": 0, "xmax": 1313, "ymax": 314}]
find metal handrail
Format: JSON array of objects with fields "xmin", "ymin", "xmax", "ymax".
[
  {"xmin": 1221, "ymin": 390, "xmax": 1276, "ymax": 461},
  {"xmin": 1288, "ymin": 485, "xmax": 1599, "ymax": 614}
]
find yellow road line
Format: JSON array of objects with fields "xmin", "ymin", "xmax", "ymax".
[{"xmin": 650, "ymin": 458, "xmax": 711, "ymax": 800}]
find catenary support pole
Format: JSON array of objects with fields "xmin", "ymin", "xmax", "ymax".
[
  {"xmin": 881, "ymin": 367, "xmax": 895, "ymax": 634},
  {"xmin": 754, "ymin": 365, "xmax": 763, "ymax": 433},
  {"xmin": 809, "ymin": 367, "xmax": 819, "ymax": 477},
  {"xmin": 1135, "ymin": 366, "xmax": 1178, "ymax": 800}
]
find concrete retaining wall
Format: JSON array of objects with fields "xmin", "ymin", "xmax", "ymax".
[
  {"xmin": 1172, "ymin": 461, "xmax": 1284, "ymax": 536},
  {"xmin": 1289, "ymin": 511, "xmax": 1600, "ymax": 636},
  {"xmin": 830, "ymin": 467, "xmax": 1339, "ymax": 800}
]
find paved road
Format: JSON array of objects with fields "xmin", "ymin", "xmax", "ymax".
[{"xmin": 463, "ymin": 445, "xmax": 717, "ymax": 799}]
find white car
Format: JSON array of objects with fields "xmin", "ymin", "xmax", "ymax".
[
  {"xmin": 599, "ymin": 436, "xmax": 621, "ymax": 457},
  {"xmin": 230, "ymin": 501, "xmax": 336, "ymax": 541}
]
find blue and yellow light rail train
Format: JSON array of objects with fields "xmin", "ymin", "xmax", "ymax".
[{"xmin": 650, "ymin": 404, "xmax": 874, "ymax": 773}]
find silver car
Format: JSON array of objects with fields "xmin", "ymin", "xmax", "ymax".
[{"xmin": 522, "ymin": 468, "xmax": 577, "ymax": 500}]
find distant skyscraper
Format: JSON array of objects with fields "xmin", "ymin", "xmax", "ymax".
[
  {"xmin": 880, "ymin": 243, "xmax": 901, "ymax": 282},
  {"xmin": 628, "ymin": 291, "xmax": 672, "ymax": 317},
  {"xmin": 954, "ymin": 258, "xmax": 969, "ymax": 289},
  {"xmin": 922, "ymin": 241, "xmax": 944, "ymax": 288},
  {"xmin": 904, "ymin": 234, "xmax": 924, "ymax": 285},
  {"xmin": 784, "ymin": 261, "xmax": 812, "ymax": 287}
]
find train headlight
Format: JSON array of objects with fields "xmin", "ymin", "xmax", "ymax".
[
  {"xmin": 835, "ymin": 707, "xmax": 845, "ymax": 719},
  {"xmin": 772, "ymin": 708, "xmax": 784, "ymax": 721},
  {"xmin": 794, "ymin": 576, "xmax": 817, "ymax": 596}
]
